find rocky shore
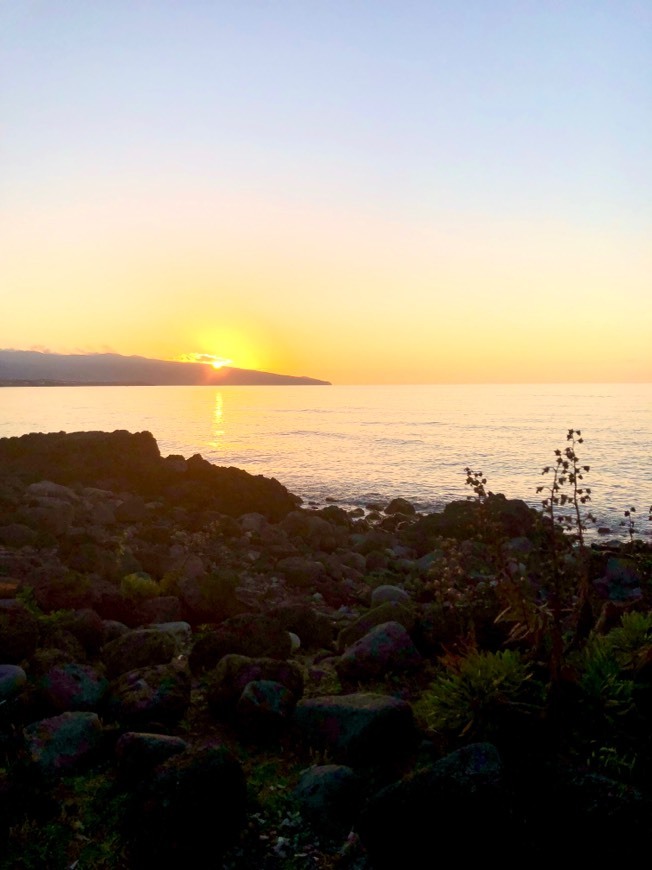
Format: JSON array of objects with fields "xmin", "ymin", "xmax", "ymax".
[{"xmin": 1, "ymin": 430, "xmax": 651, "ymax": 867}]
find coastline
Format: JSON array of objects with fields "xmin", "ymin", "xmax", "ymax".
[{"xmin": 1, "ymin": 430, "xmax": 651, "ymax": 863}]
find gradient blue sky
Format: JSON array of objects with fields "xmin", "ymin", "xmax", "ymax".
[{"xmin": 2, "ymin": 1, "xmax": 650, "ymax": 382}]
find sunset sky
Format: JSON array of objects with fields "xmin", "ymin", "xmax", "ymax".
[{"xmin": 1, "ymin": 1, "xmax": 650, "ymax": 384}]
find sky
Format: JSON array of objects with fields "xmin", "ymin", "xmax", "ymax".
[{"xmin": 1, "ymin": 1, "xmax": 650, "ymax": 384}]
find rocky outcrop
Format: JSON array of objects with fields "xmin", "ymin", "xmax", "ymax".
[{"xmin": 0, "ymin": 430, "xmax": 300, "ymax": 520}]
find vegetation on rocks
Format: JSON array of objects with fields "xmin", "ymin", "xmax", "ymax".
[{"xmin": 0, "ymin": 428, "xmax": 651, "ymax": 866}]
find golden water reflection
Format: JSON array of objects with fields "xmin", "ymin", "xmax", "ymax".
[{"xmin": 209, "ymin": 391, "xmax": 224, "ymax": 448}]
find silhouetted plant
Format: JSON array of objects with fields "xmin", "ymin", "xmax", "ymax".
[
  {"xmin": 620, "ymin": 506, "xmax": 652, "ymax": 546},
  {"xmin": 536, "ymin": 429, "xmax": 596, "ymax": 658}
]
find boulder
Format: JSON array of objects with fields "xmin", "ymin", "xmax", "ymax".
[
  {"xmin": 293, "ymin": 693, "xmax": 417, "ymax": 766},
  {"xmin": 0, "ymin": 664, "xmax": 27, "ymax": 703},
  {"xmin": 115, "ymin": 731, "xmax": 188, "ymax": 781},
  {"xmin": 336, "ymin": 621, "xmax": 422, "ymax": 683},
  {"xmin": 236, "ymin": 679, "xmax": 297, "ymax": 738},
  {"xmin": 337, "ymin": 602, "xmax": 417, "ymax": 653},
  {"xmin": 102, "ymin": 628, "xmax": 177, "ymax": 678},
  {"xmin": 205, "ymin": 654, "xmax": 303, "ymax": 715},
  {"xmin": 357, "ymin": 743, "xmax": 506, "ymax": 865},
  {"xmin": 189, "ymin": 615, "xmax": 292, "ymax": 674},
  {"xmin": 107, "ymin": 663, "xmax": 191, "ymax": 726},
  {"xmin": 294, "ymin": 764, "xmax": 364, "ymax": 839},
  {"xmin": 39, "ymin": 663, "xmax": 109, "ymax": 713},
  {"xmin": 384, "ymin": 498, "xmax": 416, "ymax": 516},
  {"xmin": 127, "ymin": 742, "xmax": 246, "ymax": 867},
  {"xmin": 23, "ymin": 711, "xmax": 103, "ymax": 776}
]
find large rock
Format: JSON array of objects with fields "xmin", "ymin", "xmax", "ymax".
[
  {"xmin": 293, "ymin": 693, "xmax": 417, "ymax": 766},
  {"xmin": 357, "ymin": 743, "xmax": 507, "ymax": 865},
  {"xmin": 0, "ymin": 430, "xmax": 300, "ymax": 520},
  {"xmin": 107, "ymin": 663, "xmax": 191, "ymax": 726},
  {"xmin": 405, "ymin": 494, "xmax": 539, "ymax": 554},
  {"xmin": 127, "ymin": 742, "xmax": 247, "ymax": 867},
  {"xmin": 294, "ymin": 764, "xmax": 364, "ymax": 839},
  {"xmin": 205, "ymin": 654, "xmax": 304, "ymax": 714},
  {"xmin": 23, "ymin": 711, "xmax": 103, "ymax": 776},
  {"xmin": 189, "ymin": 614, "xmax": 292, "ymax": 674},
  {"xmin": 0, "ymin": 664, "xmax": 27, "ymax": 703},
  {"xmin": 336, "ymin": 621, "xmax": 422, "ymax": 683},
  {"xmin": 39, "ymin": 663, "xmax": 109, "ymax": 713},
  {"xmin": 337, "ymin": 601, "xmax": 416, "ymax": 652},
  {"xmin": 102, "ymin": 629, "xmax": 177, "ymax": 678}
]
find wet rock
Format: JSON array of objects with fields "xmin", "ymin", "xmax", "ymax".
[{"xmin": 384, "ymin": 498, "xmax": 416, "ymax": 516}]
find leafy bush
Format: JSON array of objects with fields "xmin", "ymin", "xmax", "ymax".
[
  {"xmin": 120, "ymin": 571, "xmax": 160, "ymax": 602},
  {"xmin": 416, "ymin": 648, "xmax": 543, "ymax": 740}
]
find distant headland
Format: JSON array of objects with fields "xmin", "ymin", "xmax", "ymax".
[{"xmin": 0, "ymin": 350, "xmax": 331, "ymax": 386}]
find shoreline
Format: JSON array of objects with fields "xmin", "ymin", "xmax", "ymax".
[{"xmin": 1, "ymin": 430, "xmax": 651, "ymax": 864}]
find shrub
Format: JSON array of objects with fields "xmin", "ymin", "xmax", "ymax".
[
  {"xmin": 415, "ymin": 648, "xmax": 543, "ymax": 741},
  {"xmin": 120, "ymin": 571, "xmax": 160, "ymax": 602}
]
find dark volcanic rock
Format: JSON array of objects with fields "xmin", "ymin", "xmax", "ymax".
[
  {"xmin": 39, "ymin": 663, "xmax": 109, "ymax": 713},
  {"xmin": 189, "ymin": 614, "xmax": 292, "ymax": 674},
  {"xmin": 357, "ymin": 742, "xmax": 507, "ymax": 865},
  {"xmin": 294, "ymin": 764, "xmax": 364, "ymax": 839},
  {"xmin": 336, "ymin": 621, "xmax": 422, "ymax": 683},
  {"xmin": 127, "ymin": 742, "xmax": 246, "ymax": 868},
  {"xmin": 205, "ymin": 654, "xmax": 304, "ymax": 715},
  {"xmin": 293, "ymin": 693, "xmax": 417, "ymax": 766},
  {"xmin": 23, "ymin": 711, "xmax": 103, "ymax": 776},
  {"xmin": 102, "ymin": 628, "xmax": 177, "ymax": 678},
  {"xmin": 107, "ymin": 663, "xmax": 191, "ymax": 726},
  {"xmin": 0, "ymin": 430, "xmax": 300, "ymax": 520},
  {"xmin": 0, "ymin": 600, "xmax": 39, "ymax": 662}
]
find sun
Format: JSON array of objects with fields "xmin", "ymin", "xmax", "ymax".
[
  {"xmin": 210, "ymin": 357, "xmax": 233, "ymax": 369},
  {"xmin": 176, "ymin": 353, "xmax": 234, "ymax": 369}
]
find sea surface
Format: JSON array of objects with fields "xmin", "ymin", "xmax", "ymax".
[{"xmin": 1, "ymin": 383, "xmax": 650, "ymax": 540}]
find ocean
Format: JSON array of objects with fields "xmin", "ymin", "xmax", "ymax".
[{"xmin": 1, "ymin": 383, "xmax": 650, "ymax": 539}]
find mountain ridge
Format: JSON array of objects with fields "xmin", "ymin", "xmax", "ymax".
[{"xmin": 0, "ymin": 350, "xmax": 331, "ymax": 386}]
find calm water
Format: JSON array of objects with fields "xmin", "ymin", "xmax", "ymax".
[{"xmin": 1, "ymin": 384, "xmax": 650, "ymax": 539}]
